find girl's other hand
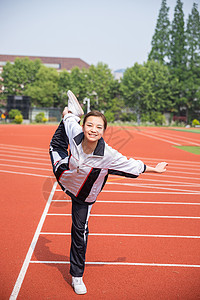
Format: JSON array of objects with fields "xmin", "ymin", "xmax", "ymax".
[{"xmin": 155, "ymin": 162, "xmax": 168, "ymax": 173}]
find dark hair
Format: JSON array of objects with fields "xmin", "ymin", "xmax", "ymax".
[{"xmin": 83, "ymin": 110, "xmax": 107, "ymax": 130}]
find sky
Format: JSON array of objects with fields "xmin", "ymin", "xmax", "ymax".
[{"xmin": 0, "ymin": 0, "xmax": 199, "ymax": 71}]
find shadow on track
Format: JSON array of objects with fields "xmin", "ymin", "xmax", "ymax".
[{"xmin": 34, "ymin": 236, "xmax": 71, "ymax": 286}]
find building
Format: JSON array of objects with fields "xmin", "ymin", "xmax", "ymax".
[
  {"xmin": 0, "ymin": 54, "xmax": 90, "ymax": 75},
  {"xmin": 0, "ymin": 54, "xmax": 90, "ymax": 120},
  {"xmin": 113, "ymin": 69, "xmax": 125, "ymax": 81}
]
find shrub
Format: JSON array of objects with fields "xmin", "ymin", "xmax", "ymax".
[
  {"xmin": 150, "ymin": 111, "xmax": 166, "ymax": 126},
  {"xmin": 35, "ymin": 112, "xmax": 48, "ymax": 123},
  {"xmin": 141, "ymin": 113, "xmax": 150, "ymax": 123},
  {"xmin": 14, "ymin": 114, "xmax": 23, "ymax": 124},
  {"xmin": 120, "ymin": 113, "xmax": 137, "ymax": 122},
  {"xmin": 8, "ymin": 109, "xmax": 22, "ymax": 119},
  {"xmin": 104, "ymin": 110, "xmax": 115, "ymax": 123},
  {"xmin": 192, "ymin": 119, "xmax": 200, "ymax": 126}
]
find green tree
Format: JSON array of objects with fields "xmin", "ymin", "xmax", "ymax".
[
  {"xmin": 145, "ymin": 61, "xmax": 177, "ymax": 112},
  {"xmin": 120, "ymin": 63, "xmax": 145, "ymax": 120},
  {"xmin": 169, "ymin": 0, "xmax": 187, "ymax": 73},
  {"xmin": 120, "ymin": 61, "xmax": 176, "ymax": 118},
  {"xmin": 69, "ymin": 67, "xmax": 88, "ymax": 101},
  {"xmin": 58, "ymin": 70, "xmax": 71, "ymax": 108},
  {"xmin": 106, "ymin": 97, "xmax": 125, "ymax": 121},
  {"xmin": 148, "ymin": 0, "xmax": 170, "ymax": 64},
  {"xmin": 186, "ymin": 3, "xmax": 200, "ymax": 68},
  {"xmin": 25, "ymin": 66, "xmax": 59, "ymax": 107},
  {"xmin": 169, "ymin": 0, "xmax": 187, "ymax": 116},
  {"xmin": 185, "ymin": 2, "xmax": 200, "ymax": 121},
  {"xmin": 57, "ymin": 67, "xmax": 89, "ymax": 110},
  {"xmin": 87, "ymin": 62, "xmax": 116, "ymax": 111},
  {"xmin": 2, "ymin": 58, "xmax": 42, "ymax": 97},
  {"xmin": 58, "ymin": 64, "xmax": 120, "ymax": 113}
]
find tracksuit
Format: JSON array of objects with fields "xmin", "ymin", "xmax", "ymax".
[{"xmin": 50, "ymin": 113, "xmax": 146, "ymax": 276}]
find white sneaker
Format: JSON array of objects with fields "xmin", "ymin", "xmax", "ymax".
[
  {"xmin": 67, "ymin": 90, "xmax": 84, "ymax": 117},
  {"xmin": 72, "ymin": 276, "xmax": 87, "ymax": 295}
]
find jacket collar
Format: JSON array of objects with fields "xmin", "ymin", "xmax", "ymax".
[{"xmin": 73, "ymin": 132, "xmax": 105, "ymax": 156}]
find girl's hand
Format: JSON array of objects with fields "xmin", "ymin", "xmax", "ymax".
[
  {"xmin": 155, "ymin": 162, "xmax": 168, "ymax": 173},
  {"xmin": 62, "ymin": 107, "xmax": 69, "ymax": 118}
]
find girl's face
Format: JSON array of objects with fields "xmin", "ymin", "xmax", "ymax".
[{"xmin": 82, "ymin": 116, "xmax": 104, "ymax": 143}]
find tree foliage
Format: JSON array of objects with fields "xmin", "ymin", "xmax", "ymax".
[
  {"xmin": 149, "ymin": 0, "xmax": 200, "ymax": 122},
  {"xmin": 169, "ymin": 0, "xmax": 187, "ymax": 71},
  {"xmin": 186, "ymin": 3, "xmax": 200, "ymax": 69},
  {"xmin": 86, "ymin": 62, "xmax": 116, "ymax": 111},
  {"xmin": 148, "ymin": 0, "xmax": 170, "ymax": 64},
  {"xmin": 184, "ymin": 3, "xmax": 200, "ymax": 121},
  {"xmin": 25, "ymin": 66, "xmax": 59, "ymax": 107},
  {"xmin": 2, "ymin": 58, "xmax": 42, "ymax": 96},
  {"xmin": 1, "ymin": 0, "xmax": 200, "ymax": 125},
  {"xmin": 120, "ymin": 61, "xmax": 176, "ymax": 115}
]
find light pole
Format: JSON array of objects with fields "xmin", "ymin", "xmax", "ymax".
[{"xmin": 83, "ymin": 97, "xmax": 90, "ymax": 114}]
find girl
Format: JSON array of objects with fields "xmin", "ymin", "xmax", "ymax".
[{"xmin": 49, "ymin": 90, "xmax": 167, "ymax": 295}]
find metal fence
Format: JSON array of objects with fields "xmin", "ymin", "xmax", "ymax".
[{"xmin": 29, "ymin": 107, "xmax": 61, "ymax": 122}]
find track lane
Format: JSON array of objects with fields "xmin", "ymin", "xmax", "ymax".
[
  {"xmin": 31, "ymin": 234, "xmax": 200, "ymax": 266},
  {"xmin": 1, "ymin": 124, "xmax": 200, "ymax": 299},
  {"xmin": 41, "ymin": 214, "xmax": 200, "ymax": 236}
]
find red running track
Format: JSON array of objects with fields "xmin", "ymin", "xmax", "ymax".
[{"xmin": 0, "ymin": 124, "xmax": 200, "ymax": 299}]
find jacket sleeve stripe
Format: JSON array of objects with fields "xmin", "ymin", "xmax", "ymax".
[{"xmin": 108, "ymin": 169, "xmax": 138, "ymax": 178}]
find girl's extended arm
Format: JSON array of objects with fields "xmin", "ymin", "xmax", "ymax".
[{"xmin": 145, "ymin": 162, "xmax": 168, "ymax": 173}]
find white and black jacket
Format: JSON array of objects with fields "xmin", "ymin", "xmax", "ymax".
[{"xmin": 50, "ymin": 113, "xmax": 146, "ymax": 204}]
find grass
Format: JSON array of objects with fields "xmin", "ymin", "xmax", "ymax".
[
  {"xmin": 170, "ymin": 128, "xmax": 200, "ymax": 134},
  {"xmin": 174, "ymin": 146, "xmax": 200, "ymax": 155}
]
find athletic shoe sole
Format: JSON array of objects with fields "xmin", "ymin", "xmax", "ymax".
[{"xmin": 67, "ymin": 90, "xmax": 84, "ymax": 116}]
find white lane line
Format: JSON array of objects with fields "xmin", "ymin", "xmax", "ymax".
[
  {"xmin": 0, "ymin": 158, "xmax": 50, "ymax": 166},
  {"xmin": 136, "ymin": 178, "xmax": 200, "ymax": 186},
  {"xmin": 153, "ymin": 131, "xmax": 200, "ymax": 145},
  {"xmin": 0, "ymin": 145, "xmax": 48, "ymax": 154},
  {"xmin": 0, "ymin": 169, "xmax": 54, "ymax": 178},
  {"xmin": 106, "ymin": 182, "xmax": 200, "ymax": 193},
  {"xmin": 146, "ymin": 131, "xmax": 200, "ymax": 146},
  {"xmin": 144, "ymin": 162, "xmax": 200, "ymax": 168},
  {"xmin": 0, "ymin": 143, "xmax": 46, "ymax": 151},
  {"xmin": 29, "ymin": 260, "xmax": 200, "ymax": 268},
  {"xmin": 0, "ymin": 163, "xmax": 51, "ymax": 171},
  {"xmin": 9, "ymin": 181, "xmax": 57, "ymax": 300},
  {"xmin": 136, "ymin": 131, "xmax": 181, "ymax": 145},
  {"xmin": 109, "ymin": 173, "xmax": 200, "ymax": 182},
  {"xmin": 47, "ymin": 213, "xmax": 200, "ymax": 219},
  {"xmin": 133, "ymin": 157, "xmax": 200, "ymax": 165},
  {"xmin": 2, "ymin": 154, "xmax": 49, "ymax": 161},
  {"xmin": 97, "ymin": 200, "xmax": 200, "ymax": 205},
  {"xmin": 40, "ymin": 232, "xmax": 200, "ymax": 239},
  {"xmin": 101, "ymin": 190, "xmax": 200, "ymax": 195},
  {"xmin": 0, "ymin": 149, "xmax": 48, "ymax": 157},
  {"xmin": 143, "ymin": 173, "xmax": 200, "ymax": 181},
  {"xmin": 109, "ymin": 177, "xmax": 200, "ymax": 187},
  {"xmin": 108, "ymin": 183, "xmax": 200, "ymax": 187},
  {"xmin": 51, "ymin": 199, "xmax": 200, "ymax": 206},
  {"xmin": 168, "ymin": 166, "xmax": 200, "ymax": 171},
  {"xmin": 167, "ymin": 170, "xmax": 200, "ymax": 176},
  {"xmin": 55, "ymin": 188, "xmax": 200, "ymax": 195}
]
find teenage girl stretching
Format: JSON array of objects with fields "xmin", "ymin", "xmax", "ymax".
[{"xmin": 49, "ymin": 90, "xmax": 168, "ymax": 295}]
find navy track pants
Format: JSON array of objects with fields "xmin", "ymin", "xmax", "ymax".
[{"xmin": 70, "ymin": 199, "xmax": 92, "ymax": 277}]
